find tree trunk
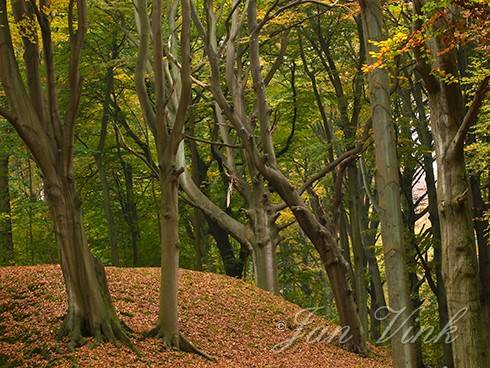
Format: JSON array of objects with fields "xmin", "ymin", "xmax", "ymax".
[
  {"xmin": 46, "ymin": 176, "xmax": 130, "ymax": 347},
  {"xmin": 157, "ymin": 161, "xmax": 181, "ymax": 346},
  {"xmin": 206, "ymin": 217, "xmax": 246, "ymax": 277},
  {"xmin": 0, "ymin": 0, "xmax": 132, "ymax": 348},
  {"xmin": 95, "ymin": 54, "xmax": 119, "ymax": 266},
  {"xmin": 359, "ymin": 0, "xmax": 418, "ymax": 366},
  {"xmin": 95, "ymin": 156, "xmax": 119, "ymax": 266},
  {"xmin": 346, "ymin": 166, "xmax": 368, "ymax": 339},
  {"xmin": 469, "ymin": 171, "xmax": 490, "ymax": 345},
  {"xmin": 428, "ymin": 94, "xmax": 486, "ymax": 367},
  {"xmin": 254, "ymin": 241, "xmax": 278, "ymax": 294},
  {"xmin": 0, "ymin": 153, "xmax": 13, "ymax": 265},
  {"xmin": 122, "ymin": 162, "xmax": 140, "ymax": 267},
  {"xmin": 412, "ymin": 80, "xmax": 454, "ymax": 368},
  {"xmin": 412, "ymin": 1, "xmax": 490, "ymax": 362},
  {"xmin": 250, "ymin": 180, "xmax": 279, "ymax": 295},
  {"xmin": 320, "ymin": 247, "xmax": 365, "ymax": 354}
]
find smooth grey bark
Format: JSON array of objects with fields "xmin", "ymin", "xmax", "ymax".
[{"xmin": 359, "ymin": 0, "xmax": 418, "ymax": 366}]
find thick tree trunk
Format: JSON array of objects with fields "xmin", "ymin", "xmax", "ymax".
[
  {"xmin": 428, "ymin": 94, "xmax": 486, "ymax": 367},
  {"xmin": 359, "ymin": 0, "xmax": 418, "ymax": 366},
  {"xmin": 411, "ymin": 1, "xmax": 490, "ymax": 362},
  {"xmin": 250, "ymin": 183, "xmax": 279, "ymax": 295},
  {"xmin": 319, "ymin": 247, "xmax": 365, "ymax": 354},
  {"xmin": 45, "ymin": 176, "xmax": 130, "ymax": 347},
  {"xmin": 0, "ymin": 0, "xmax": 133, "ymax": 349},
  {"xmin": 0, "ymin": 153, "xmax": 13, "ymax": 265},
  {"xmin": 254, "ymin": 241, "xmax": 278, "ymax": 294}
]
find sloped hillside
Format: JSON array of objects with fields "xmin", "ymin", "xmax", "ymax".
[{"xmin": 0, "ymin": 266, "xmax": 391, "ymax": 367}]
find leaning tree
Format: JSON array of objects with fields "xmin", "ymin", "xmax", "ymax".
[{"xmin": 191, "ymin": 0, "xmax": 367, "ymax": 354}]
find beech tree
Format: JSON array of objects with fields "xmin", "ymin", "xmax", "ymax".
[
  {"xmin": 0, "ymin": 0, "xmax": 131, "ymax": 346},
  {"xmin": 191, "ymin": 0, "xmax": 367, "ymax": 354},
  {"xmin": 176, "ymin": 0, "xmax": 286, "ymax": 294},
  {"xmin": 358, "ymin": 0, "xmax": 418, "ymax": 366},
  {"xmin": 412, "ymin": 0, "xmax": 490, "ymax": 366},
  {"xmin": 133, "ymin": 0, "xmax": 211, "ymax": 355}
]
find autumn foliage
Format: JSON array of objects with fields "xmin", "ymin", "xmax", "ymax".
[{"xmin": 0, "ymin": 265, "xmax": 391, "ymax": 367}]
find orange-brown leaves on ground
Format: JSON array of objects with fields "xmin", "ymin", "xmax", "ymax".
[{"xmin": 0, "ymin": 266, "xmax": 391, "ymax": 367}]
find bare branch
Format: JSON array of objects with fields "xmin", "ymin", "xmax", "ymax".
[
  {"xmin": 184, "ymin": 134, "xmax": 242, "ymax": 149},
  {"xmin": 264, "ymin": 29, "xmax": 289, "ymax": 87}
]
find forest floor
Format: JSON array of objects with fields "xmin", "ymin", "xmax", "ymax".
[{"xmin": 0, "ymin": 265, "xmax": 392, "ymax": 367}]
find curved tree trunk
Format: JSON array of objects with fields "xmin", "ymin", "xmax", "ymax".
[
  {"xmin": 319, "ymin": 241, "xmax": 365, "ymax": 354},
  {"xmin": 0, "ymin": 0, "xmax": 132, "ymax": 348}
]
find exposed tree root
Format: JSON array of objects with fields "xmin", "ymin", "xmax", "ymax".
[
  {"xmin": 146, "ymin": 327, "xmax": 216, "ymax": 362},
  {"xmin": 179, "ymin": 333, "xmax": 216, "ymax": 362},
  {"xmin": 57, "ymin": 310, "xmax": 137, "ymax": 354}
]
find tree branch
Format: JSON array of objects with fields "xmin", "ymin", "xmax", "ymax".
[{"xmin": 448, "ymin": 75, "xmax": 490, "ymax": 157}]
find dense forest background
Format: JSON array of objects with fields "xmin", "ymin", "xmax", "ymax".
[{"xmin": 0, "ymin": 0, "xmax": 488, "ymax": 367}]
